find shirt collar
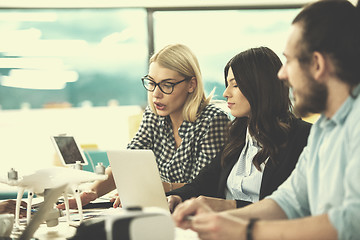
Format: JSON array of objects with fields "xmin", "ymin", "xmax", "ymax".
[
  {"xmin": 159, "ymin": 115, "xmax": 173, "ymax": 137},
  {"xmin": 319, "ymin": 84, "xmax": 360, "ymax": 127},
  {"xmin": 160, "ymin": 116, "xmax": 193, "ymax": 138},
  {"xmin": 159, "ymin": 115, "xmax": 169, "ymax": 126},
  {"xmin": 245, "ymin": 127, "xmax": 259, "ymax": 148}
]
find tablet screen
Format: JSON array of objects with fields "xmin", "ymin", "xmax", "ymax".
[{"xmin": 52, "ymin": 136, "xmax": 87, "ymax": 165}]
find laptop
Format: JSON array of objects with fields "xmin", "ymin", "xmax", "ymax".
[{"xmin": 106, "ymin": 150, "xmax": 169, "ymax": 212}]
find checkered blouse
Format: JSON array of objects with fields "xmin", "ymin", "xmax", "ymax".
[{"xmin": 127, "ymin": 104, "xmax": 230, "ymax": 183}]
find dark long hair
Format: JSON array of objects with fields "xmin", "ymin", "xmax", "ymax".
[{"xmin": 221, "ymin": 47, "xmax": 295, "ymax": 171}]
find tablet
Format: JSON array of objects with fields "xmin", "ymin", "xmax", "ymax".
[{"xmin": 51, "ymin": 135, "xmax": 88, "ymax": 166}]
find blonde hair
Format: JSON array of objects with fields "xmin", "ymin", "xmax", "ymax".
[{"xmin": 148, "ymin": 44, "xmax": 211, "ymax": 122}]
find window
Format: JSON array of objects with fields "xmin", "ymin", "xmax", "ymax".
[
  {"xmin": 0, "ymin": 6, "xmax": 302, "ymax": 173},
  {"xmin": 0, "ymin": 9, "xmax": 148, "ymax": 110},
  {"xmin": 153, "ymin": 9, "xmax": 300, "ymax": 100}
]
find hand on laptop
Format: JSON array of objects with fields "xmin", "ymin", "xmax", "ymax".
[
  {"xmin": 167, "ymin": 195, "xmax": 182, "ymax": 213},
  {"xmin": 56, "ymin": 191, "xmax": 98, "ymax": 210},
  {"xmin": 110, "ymin": 194, "xmax": 122, "ymax": 208}
]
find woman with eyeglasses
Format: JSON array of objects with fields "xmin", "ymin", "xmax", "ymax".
[
  {"xmin": 57, "ymin": 43, "xmax": 229, "ymax": 210},
  {"xmin": 168, "ymin": 47, "xmax": 311, "ymax": 214},
  {"xmin": 128, "ymin": 43, "xmax": 229, "ymax": 189}
]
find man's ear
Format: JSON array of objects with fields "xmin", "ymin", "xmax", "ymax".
[
  {"xmin": 312, "ymin": 51, "xmax": 327, "ymax": 82},
  {"xmin": 188, "ymin": 77, "xmax": 197, "ymax": 93}
]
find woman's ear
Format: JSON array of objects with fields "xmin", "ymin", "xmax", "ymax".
[{"xmin": 188, "ymin": 77, "xmax": 197, "ymax": 93}]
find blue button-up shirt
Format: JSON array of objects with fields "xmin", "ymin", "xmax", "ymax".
[{"xmin": 269, "ymin": 84, "xmax": 360, "ymax": 240}]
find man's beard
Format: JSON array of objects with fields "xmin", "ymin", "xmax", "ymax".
[{"xmin": 293, "ymin": 75, "xmax": 328, "ymax": 118}]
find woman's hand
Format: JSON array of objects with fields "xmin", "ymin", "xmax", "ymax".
[
  {"xmin": 56, "ymin": 191, "xmax": 98, "ymax": 210},
  {"xmin": 162, "ymin": 182, "xmax": 172, "ymax": 192},
  {"xmin": 0, "ymin": 200, "xmax": 27, "ymax": 217},
  {"xmin": 167, "ymin": 195, "xmax": 182, "ymax": 213},
  {"xmin": 110, "ymin": 194, "xmax": 122, "ymax": 208}
]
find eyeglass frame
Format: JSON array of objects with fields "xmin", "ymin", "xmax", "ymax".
[{"xmin": 141, "ymin": 75, "xmax": 192, "ymax": 94}]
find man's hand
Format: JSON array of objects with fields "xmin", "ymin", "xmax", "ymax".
[
  {"xmin": 195, "ymin": 196, "xmax": 236, "ymax": 212},
  {"xmin": 191, "ymin": 211, "xmax": 247, "ymax": 240},
  {"xmin": 56, "ymin": 191, "xmax": 98, "ymax": 210},
  {"xmin": 172, "ymin": 197, "xmax": 213, "ymax": 229},
  {"xmin": 172, "ymin": 197, "xmax": 247, "ymax": 240}
]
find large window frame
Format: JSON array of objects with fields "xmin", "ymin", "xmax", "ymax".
[
  {"xmin": 0, "ymin": 1, "xmax": 309, "ymax": 175},
  {"xmin": 0, "ymin": 2, "xmax": 306, "ymax": 110},
  {"xmin": 145, "ymin": 2, "xmax": 305, "ymax": 59}
]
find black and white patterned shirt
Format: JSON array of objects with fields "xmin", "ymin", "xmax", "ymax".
[{"xmin": 127, "ymin": 104, "xmax": 230, "ymax": 183}]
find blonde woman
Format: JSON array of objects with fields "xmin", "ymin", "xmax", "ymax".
[{"xmin": 58, "ymin": 44, "xmax": 229, "ymax": 209}]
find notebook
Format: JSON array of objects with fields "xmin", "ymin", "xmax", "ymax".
[{"xmin": 106, "ymin": 149, "xmax": 169, "ymax": 212}]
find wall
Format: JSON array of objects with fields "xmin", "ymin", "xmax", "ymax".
[{"xmin": 0, "ymin": 105, "xmax": 143, "ymax": 178}]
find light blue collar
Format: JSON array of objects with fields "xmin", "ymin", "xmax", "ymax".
[{"xmin": 319, "ymin": 84, "xmax": 360, "ymax": 127}]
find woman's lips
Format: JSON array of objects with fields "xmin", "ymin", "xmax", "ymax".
[
  {"xmin": 227, "ymin": 102, "xmax": 234, "ymax": 109},
  {"xmin": 154, "ymin": 102, "xmax": 166, "ymax": 110}
]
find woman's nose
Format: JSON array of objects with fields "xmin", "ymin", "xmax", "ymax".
[
  {"xmin": 152, "ymin": 85, "xmax": 163, "ymax": 98},
  {"xmin": 277, "ymin": 65, "xmax": 287, "ymax": 81},
  {"xmin": 223, "ymin": 87, "xmax": 230, "ymax": 98}
]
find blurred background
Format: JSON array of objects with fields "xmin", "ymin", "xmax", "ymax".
[{"xmin": 0, "ymin": 0, "xmax": 339, "ymax": 180}]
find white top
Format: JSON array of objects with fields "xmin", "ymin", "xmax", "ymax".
[{"xmin": 225, "ymin": 128, "xmax": 265, "ymax": 203}]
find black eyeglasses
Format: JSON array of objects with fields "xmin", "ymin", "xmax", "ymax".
[{"xmin": 141, "ymin": 76, "xmax": 191, "ymax": 94}]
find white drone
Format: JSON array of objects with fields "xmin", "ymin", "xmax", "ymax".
[{"xmin": 0, "ymin": 166, "xmax": 107, "ymax": 227}]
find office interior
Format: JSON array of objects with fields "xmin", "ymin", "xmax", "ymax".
[{"xmin": 1, "ymin": 0, "xmax": 354, "ymax": 199}]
